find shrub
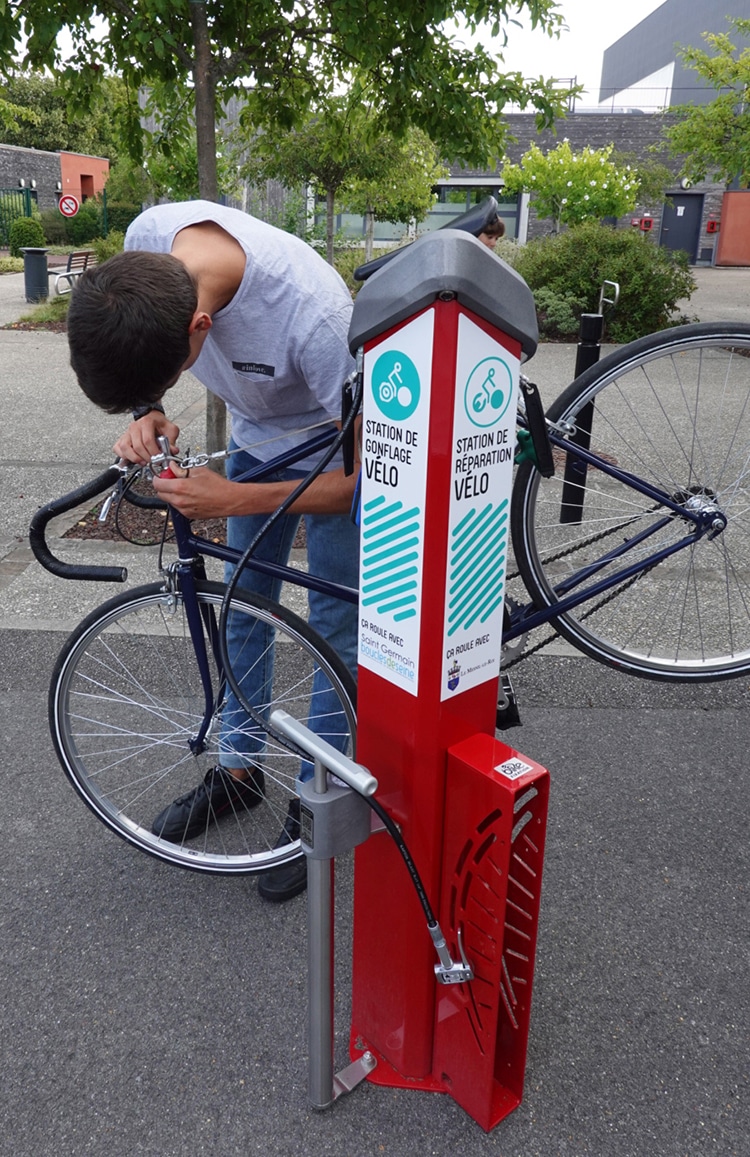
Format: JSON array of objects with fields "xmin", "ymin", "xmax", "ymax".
[
  {"xmin": 65, "ymin": 200, "xmax": 101, "ymax": 245},
  {"xmin": 532, "ymin": 286, "xmax": 588, "ymax": 340},
  {"xmin": 9, "ymin": 215, "xmax": 46, "ymax": 256},
  {"xmin": 92, "ymin": 231, "xmax": 125, "ymax": 263},
  {"xmin": 334, "ymin": 247, "xmax": 392, "ymax": 295},
  {"xmin": 511, "ymin": 221, "xmax": 696, "ymax": 343},
  {"xmin": 39, "ymin": 209, "xmax": 69, "ymax": 245},
  {"xmin": 103, "ymin": 201, "xmax": 142, "ymax": 234}
]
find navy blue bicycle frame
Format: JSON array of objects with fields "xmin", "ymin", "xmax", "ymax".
[{"xmin": 161, "ymin": 419, "xmax": 721, "ymax": 679}]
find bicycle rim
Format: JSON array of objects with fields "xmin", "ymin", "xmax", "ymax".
[
  {"xmin": 49, "ymin": 581, "xmax": 357, "ymax": 873},
  {"xmin": 511, "ymin": 323, "xmax": 750, "ymax": 680}
]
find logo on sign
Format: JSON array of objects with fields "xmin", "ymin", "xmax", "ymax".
[
  {"xmin": 371, "ymin": 350, "xmax": 420, "ymax": 421},
  {"xmin": 464, "ymin": 357, "xmax": 513, "ymax": 428}
]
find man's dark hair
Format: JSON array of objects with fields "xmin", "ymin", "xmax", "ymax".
[{"xmin": 67, "ymin": 250, "xmax": 198, "ymax": 414}]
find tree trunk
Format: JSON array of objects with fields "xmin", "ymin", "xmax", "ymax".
[
  {"xmin": 364, "ymin": 208, "xmax": 375, "ymax": 260},
  {"xmin": 189, "ymin": 0, "xmax": 226, "ymax": 462},
  {"xmin": 326, "ymin": 188, "xmax": 335, "ymax": 265}
]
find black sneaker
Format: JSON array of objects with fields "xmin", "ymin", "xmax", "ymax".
[
  {"xmin": 151, "ymin": 765, "xmax": 265, "ymax": 842},
  {"xmin": 257, "ymin": 799, "xmax": 307, "ymax": 903}
]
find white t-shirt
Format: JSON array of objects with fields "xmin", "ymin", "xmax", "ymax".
[{"xmin": 125, "ymin": 202, "xmax": 355, "ymax": 466}]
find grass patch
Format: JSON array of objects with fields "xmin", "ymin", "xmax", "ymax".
[{"xmin": 15, "ymin": 293, "xmax": 69, "ymax": 327}]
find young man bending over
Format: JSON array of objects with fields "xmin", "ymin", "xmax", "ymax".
[{"xmin": 67, "ymin": 201, "xmax": 360, "ymax": 903}]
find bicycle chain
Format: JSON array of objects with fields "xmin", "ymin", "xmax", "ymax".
[{"xmin": 503, "ymin": 503, "xmax": 661, "ymax": 670}]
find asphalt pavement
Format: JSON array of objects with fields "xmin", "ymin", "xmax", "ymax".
[{"xmin": 0, "ymin": 268, "xmax": 748, "ymax": 1157}]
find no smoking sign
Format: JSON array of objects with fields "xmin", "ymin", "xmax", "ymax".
[{"xmin": 59, "ymin": 194, "xmax": 80, "ymax": 218}]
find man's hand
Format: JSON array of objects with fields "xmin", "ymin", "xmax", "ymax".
[
  {"xmin": 152, "ymin": 464, "xmax": 242, "ymax": 519},
  {"xmin": 113, "ymin": 412, "xmax": 181, "ymax": 465}
]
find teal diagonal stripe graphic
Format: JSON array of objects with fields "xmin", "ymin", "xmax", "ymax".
[
  {"xmin": 360, "ymin": 495, "xmax": 421, "ymax": 622},
  {"xmin": 447, "ymin": 500, "xmax": 508, "ymax": 637}
]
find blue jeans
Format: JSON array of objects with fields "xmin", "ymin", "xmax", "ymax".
[{"xmin": 218, "ymin": 441, "xmax": 359, "ymax": 778}]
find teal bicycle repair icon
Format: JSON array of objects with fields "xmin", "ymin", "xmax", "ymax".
[
  {"xmin": 464, "ymin": 357, "xmax": 513, "ymax": 428},
  {"xmin": 371, "ymin": 350, "xmax": 420, "ymax": 421}
]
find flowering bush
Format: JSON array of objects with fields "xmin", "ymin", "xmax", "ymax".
[
  {"xmin": 507, "ymin": 221, "xmax": 696, "ymax": 343},
  {"xmin": 502, "ymin": 140, "xmax": 640, "ymax": 232}
]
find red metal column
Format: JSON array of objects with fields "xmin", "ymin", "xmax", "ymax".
[{"xmin": 351, "ymin": 298, "xmax": 523, "ymax": 1082}]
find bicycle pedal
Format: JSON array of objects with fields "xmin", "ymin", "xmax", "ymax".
[{"xmin": 496, "ymin": 673, "xmax": 522, "ymax": 730}]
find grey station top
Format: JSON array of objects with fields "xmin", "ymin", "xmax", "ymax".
[{"xmin": 347, "ymin": 230, "xmax": 538, "ymax": 360}]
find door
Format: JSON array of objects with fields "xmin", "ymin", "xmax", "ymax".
[{"xmin": 660, "ymin": 193, "xmax": 703, "ymax": 263}]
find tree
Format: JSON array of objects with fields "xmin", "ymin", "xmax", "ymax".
[
  {"xmin": 501, "ymin": 140, "xmax": 640, "ymax": 232},
  {"xmin": 343, "ymin": 127, "xmax": 448, "ymax": 259},
  {"xmin": 0, "ymin": 91, "xmax": 36, "ymax": 135},
  {"xmin": 663, "ymin": 18, "xmax": 750, "ymax": 187},
  {"xmin": 239, "ymin": 96, "xmax": 376, "ymax": 265},
  {"xmin": 0, "ymin": 70, "xmax": 123, "ymax": 157},
  {"xmin": 1, "ymin": 0, "xmax": 571, "ymax": 452},
  {"xmin": 1, "ymin": 2, "xmax": 571, "ymax": 182},
  {"xmin": 239, "ymin": 98, "xmax": 446, "ymax": 262}
]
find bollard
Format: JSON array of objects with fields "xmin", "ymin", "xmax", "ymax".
[
  {"xmin": 346, "ymin": 229, "xmax": 550, "ymax": 1128},
  {"xmin": 20, "ymin": 247, "xmax": 49, "ymax": 303},
  {"xmin": 560, "ymin": 280, "xmax": 619, "ymax": 525}
]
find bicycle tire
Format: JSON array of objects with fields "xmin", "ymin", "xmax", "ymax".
[
  {"xmin": 511, "ymin": 322, "xmax": 750, "ymax": 681},
  {"xmin": 49, "ymin": 580, "xmax": 357, "ymax": 874}
]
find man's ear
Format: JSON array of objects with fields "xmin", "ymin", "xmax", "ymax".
[{"xmin": 188, "ymin": 310, "xmax": 212, "ymax": 335}]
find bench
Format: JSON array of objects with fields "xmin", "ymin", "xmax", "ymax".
[{"xmin": 52, "ymin": 250, "xmax": 97, "ymax": 295}]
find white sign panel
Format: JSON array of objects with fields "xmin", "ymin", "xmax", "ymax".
[
  {"xmin": 358, "ymin": 310, "xmax": 435, "ymax": 695},
  {"xmin": 441, "ymin": 313, "xmax": 519, "ymax": 700}
]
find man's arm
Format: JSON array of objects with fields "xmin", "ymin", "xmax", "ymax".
[
  {"xmin": 115, "ymin": 411, "xmax": 360, "ymax": 518},
  {"xmin": 151, "ymin": 457, "xmax": 357, "ymax": 518}
]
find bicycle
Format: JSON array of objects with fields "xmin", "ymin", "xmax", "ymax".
[{"xmin": 30, "ymin": 319, "xmax": 750, "ymax": 878}]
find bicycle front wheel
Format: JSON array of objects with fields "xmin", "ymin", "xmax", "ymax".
[
  {"xmin": 49, "ymin": 581, "xmax": 357, "ymax": 873},
  {"xmin": 511, "ymin": 323, "xmax": 750, "ymax": 681}
]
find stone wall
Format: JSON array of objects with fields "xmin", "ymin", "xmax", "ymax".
[{"xmin": 0, "ymin": 143, "xmax": 62, "ymax": 212}]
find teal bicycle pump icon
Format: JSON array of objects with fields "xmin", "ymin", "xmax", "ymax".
[
  {"xmin": 372, "ymin": 351, "xmax": 420, "ymax": 421},
  {"xmin": 465, "ymin": 357, "xmax": 513, "ymax": 428}
]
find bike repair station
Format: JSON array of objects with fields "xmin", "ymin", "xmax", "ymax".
[{"xmin": 281, "ymin": 227, "xmax": 551, "ymax": 1132}]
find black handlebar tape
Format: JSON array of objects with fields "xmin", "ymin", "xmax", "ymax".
[{"xmin": 29, "ymin": 466, "xmax": 128, "ymax": 583}]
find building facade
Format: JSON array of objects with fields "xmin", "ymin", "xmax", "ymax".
[
  {"xmin": 599, "ymin": 0, "xmax": 750, "ymax": 111},
  {"xmin": 0, "ymin": 142, "xmax": 109, "ymax": 213}
]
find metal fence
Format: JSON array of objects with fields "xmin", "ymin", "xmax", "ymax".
[{"xmin": 0, "ymin": 187, "xmax": 33, "ymax": 248}]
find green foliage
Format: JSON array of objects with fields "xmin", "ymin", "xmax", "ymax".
[
  {"xmin": 65, "ymin": 200, "xmax": 101, "ymax": 245},
  {"xmin": 103, "ymin": 202, "xmax": 142, "ymax": 234},
  {"xmin": 342, "ymin": 125, "xmax": 448, "ymax": 256},
  {"xmin": 0, "ymin": 71, "xmax": 124, "ymax": 159},
  {"xmin": 333, "ymin": 247, "xmax": 390, "ymax": 294},
  {"xmin": 9, "ymin": 215, "xmax": 45, "ymax": 256},
  {"xmin": 238, "ymin": 93, "xmax": 447, "ymax": 262},
  {"xmin": 663, "ymin": 18, "xmax": 750, "ymax": 187},
  {"xmin": 39, "ymin": 209, "xmax": 69, "ymax": 245},
  {"xmin": 502, "ymin": 141, "xmax": 640, "ymax": 232},
  {"xmin": 612, "ymin": 151, "xmax": 673, "ymax": 206},
  {"xmin": 0, "ymin": 256, "xmax": 24, "ymax": 273},
  {"xmin": 530, "ymin": 286, "xmax": 587, "ymax": 339},
  {"xmin": 104, "ymin": 157, "xmax": 152, "ymax": 205},
  {"xmin": 92, "ymin": 230, "xmax": 125, "ymax": 262},
  {"xmin": 1, "ymin": 1, "xmax": 572, "ymax": 173},
  {"xmin": 510, "ymin": 222, "xmax": 696, "ymax": 342}
]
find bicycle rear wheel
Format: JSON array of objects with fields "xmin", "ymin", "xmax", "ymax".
[
  {"xmin": 49, "ymin": 580, "xmax": 356, "ymax": 873},
  {"xmin": 511, "ymin": 323, "xmax": 750, "ymax": 680}
]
